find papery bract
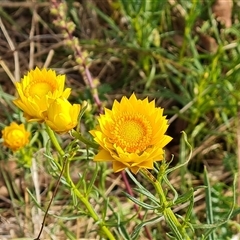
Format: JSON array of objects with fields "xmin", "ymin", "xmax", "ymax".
[
  {"xmin": 2, "ymin": 122, "xmax": 30, "ymax": 151},
  {"xmin": 45, "ymin": 97, "xmax": 81, "ymax": 134},
  {"xmin": 13, "ymin": 67, "xmax": 71, "ymax": 122},
  {"xmin": 90, "ymin": 93, "xmax": 172, "ymax": 174}
]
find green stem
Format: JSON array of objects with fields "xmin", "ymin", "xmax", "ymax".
[
  {"xmin": 141, "ymin": 169, "xmax": 191, "ymax": 240},
  {"xmin": 65, "ymin": 159, "xmax": 115, "ymax": 239},
  {"xmin": 45, "ymin": 125, "xmax": 65, "ymax": 156},
  {"xmin": 45, "ymin": 125, "xmax": 115, "ymax": 240},
  {"xmin": 71, "ymin": 129, "xmax": 99, "ymax": 149}
]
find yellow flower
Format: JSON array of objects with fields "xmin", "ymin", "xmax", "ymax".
[
  {"xmin": 13, "ymin": 67, "xmax": 71, "ymax": 122},
  {"xmin": 45, "ymin": 97, "xmax": 81, "ymax": 134},
  {"xmin": 2, "ymin": 122, "xmax": 30, "ymax": 151},
  {"xmin": 90, "ymin": 93, "xmax": 172, "ymax": 174}
]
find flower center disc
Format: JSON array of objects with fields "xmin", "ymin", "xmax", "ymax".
[
  {"xmin": 113, "ymin": 114, "xmax": 152, "ymax": 153},
  {"xmin": 27, "ymin": 82, "xmax": 54, "ymax": 97},
  {"xmin": 10, "ymin": 130, "xmax": 24, "ymax": 143}
]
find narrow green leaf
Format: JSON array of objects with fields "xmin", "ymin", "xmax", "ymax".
[
  {"xmin": 124, "ymin": 192, "xmax": 160, "ymax": 210},
  {"xmin": 203, "ymin": 172, "xmax": 237, "ymax": 239},
  {"xmin": 133, "ymin": 187, "xmax": 159, "ymax": 205},
  {"xmin": 91, "ymin": 5, "xmax": 121, "ymax": 33},
  {"xmin": 164, "ymin": 208, "xmax": 184, "ymax": 240},
  {"xmin": 166, "ymin": 131, "xmax": 192, "ymax": 175},
  {"xmin": 86, "ymin": 164, "xmax": 99, "ymax": 195},
  {"xmin": 174, "ymin": 188, "xmax": 194, "ymax": 205},
  {"xmin": 27, "ymin": 188, "xmax": 42, "ymax": 209},
  {"xmin": 131, "ymin": 216, "xmax": 163, "ymax": 239},
  {"xmin": 203, "ymin": 167, "xmax": 215, "ymax": 240}
]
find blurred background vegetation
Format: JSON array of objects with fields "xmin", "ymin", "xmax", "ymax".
[{"xmin": 0, "ymin": 0, "xmax": 240, "ymax": 239}]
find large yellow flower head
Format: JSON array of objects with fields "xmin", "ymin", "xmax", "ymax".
[
  {"xmin": 90, "ymin": 93, "xmax": 172, "ymax": 174},
  {"xmin": 45, "ymin": 97, "xmax": 81, "ymax": 134},
  {"xmin": 13, "ymin": 67, "xmax": 71, "ymax": 122},
  {"xmin": 2, "ymin": 122, "xmax": 30, "ymax": 151}
]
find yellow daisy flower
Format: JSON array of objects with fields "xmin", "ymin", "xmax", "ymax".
[
  {"xmin": 90, "ymin": 93, "xmax": 172, "ymax": 174},
  {"xmin": 2, "ymin": 122, "xmax": 30, "ymax": 151},
  {"xmin": 45, "ymin": 97, "xmax": 81, "ymax": 134},
  {"xmin": 13, "ymin": 67, "xmax": 71, "ymax": 122}
]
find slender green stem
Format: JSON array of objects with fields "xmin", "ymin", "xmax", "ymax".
[
  {"xmin": 141, "ymin": 169, "xmax": 191, "ymax": 240},
  {"xmin": 46, "ymin": 125, "xmax": 116, "ymax": 240},
  {"xmin": 71, "ymin": 129, "xmax": 99, "ymax": 149},
  {"xmin": 45, "ymin": 125, "xmax": 65, "ymax": 156},
  {"xmin": 65, "ymin": 159, "xmax": 115, "ymax": 239}
]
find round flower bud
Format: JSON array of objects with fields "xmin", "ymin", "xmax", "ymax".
[{"xmin": 2, "ymin": 122, "xmax": 30, "ymax": 151}]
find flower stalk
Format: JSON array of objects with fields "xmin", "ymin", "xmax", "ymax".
[
  {"xmin": 141, "ymin": 168, "xmax": 191, "ymax": 240},
  {"xmin": 45, "ymin": 125, "xmax": 116, "ymax": 240},
  {"xmin": 71, "ymin": 129, "xmax": 99, "ymax": 149},
  {"xmin": 45, "ymin": 125, "xmax": 65, "ymax": 156}
]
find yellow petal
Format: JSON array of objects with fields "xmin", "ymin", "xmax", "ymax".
[
  {"xmin": 13, "ymin": 68, "xmax": 70, "ymax": 122},
  {"xmin": 45, "ymin": 98, "xmax": 80, "ymax": 134},
  {"xmin": 113, "ymin": 161, "xmax": 129, "ymax": 172},
  {"xmin": 94, "ymin": 149, "xmax": 114, "ymax": 162}
]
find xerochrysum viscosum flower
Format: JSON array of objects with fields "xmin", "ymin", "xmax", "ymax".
[
  {"xmin": 90, "ymin": 93, "xmax": 172, "ymax": 174},
  {"xmin": 13, "ymin": 67, "xmax": 71, "ymax": 122},
  {"xmin": 1, "ymin": 122, "xmax": 30, "ymax": 151},
  {"xmin": 45, "ymin": 97, "xmax": 81, "ymax": 134}
]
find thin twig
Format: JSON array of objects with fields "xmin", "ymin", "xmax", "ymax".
[
  {"xmin": 34, "ymin": 159, "xmax": 67, "ymax": 240},
  {"xmin": 43, "ymin": 49, "xmax": 54, "ymax": 68},
  {"xmin": 0, "ymin": 59, "xmax": 16, "ymax": 84},
  {"xmin": 0, "ymin": 17, "xmax": 20, "ymax": 82},
  {"xmin": 29, "ymin": 6, "xmax": 37, "ymax": 69},
  {"xmin": 192, "ymin": 116, "xmax": 235, "ymax": 159},
  {"xmin": 31, "ymin": 157, "xmax": 42, "ymax": 235}
]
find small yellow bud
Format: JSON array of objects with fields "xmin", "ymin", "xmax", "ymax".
[
  {"xmin": 50, "ymin": 8, "xmax": 58, "ymax": 16},
  {"xmin": 45, "ymin": 97, "xmax": 81, "ymax": 134},
  {"xmin": 2, "ymin": 122, "xmax": 30, "ymax": 151},
  {"xmin": 82, "ymin": 100, "xmax": 92, "ymax": 112},
  {"xmin": 76, "ymin": 56, "xmax": 83, "ymax": 65}
]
